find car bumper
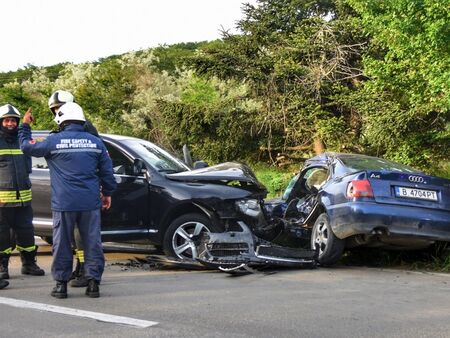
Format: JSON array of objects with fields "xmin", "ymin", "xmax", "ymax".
[{"xmin": 327, "ymin": 202, "xmax": 450, "ymax": 241}]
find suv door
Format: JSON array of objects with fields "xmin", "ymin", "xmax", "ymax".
[
  {"xmin": 30, "ymin": 154, "xmax": 52, "ymax": 236},
  {"xmin": 101, "ymin": 140, "xmax": 150, "ymax": 242}
]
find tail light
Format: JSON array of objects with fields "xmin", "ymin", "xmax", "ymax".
[{"xmin": 347, "ymin": 179, "xmax": 374, "ymax": 198}]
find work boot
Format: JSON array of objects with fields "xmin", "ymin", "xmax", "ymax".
[
  {"xmin": 0, "ymin": 254, "xmax": 10, "ymax": 279},
  {"xmin": 69, "ymin": 261, "xmax": 88, "ymax": 287},
  {"xmin": 20, "ymin": 247, "xmax": 45, "ymax": 276},
  {"xmin": 51, "ymin": 281, "xmax": 67, "ymax": 299},
  {"xmin": 0, "ymin": 279, "xmax": 8, "ymax": 289},
  {"xmin": 85, "ymin": 279, "xmax": 100, "ymax": 298}
]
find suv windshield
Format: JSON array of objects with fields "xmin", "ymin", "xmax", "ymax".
[
  {"xmin": 122, "ymin": 139, "xmax": 190, "ymax": 174},
  {"xmin": 339, "ymin": 155, "xmax": 420, "ymax": 174}
]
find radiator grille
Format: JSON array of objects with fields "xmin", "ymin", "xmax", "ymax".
[{"xmin": 208, "ymin": 243, "xmax": 249, "ymax": 257}]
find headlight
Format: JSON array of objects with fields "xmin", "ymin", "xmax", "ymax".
[{"xmin": 235, "ymin": 199, "xmax": 262, "ymax": 218}]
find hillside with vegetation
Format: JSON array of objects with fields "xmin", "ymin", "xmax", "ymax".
[{"xmin": 1, "ymin": 0, "xmax": 448, "ymax": 179}]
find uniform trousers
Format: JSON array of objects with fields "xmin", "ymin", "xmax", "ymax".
[
  {"xmin": 0, "ymin": 205, "xmax": 34, "ymax": 253},
  {"xmin": 51, "ymin": 209, "xmax": 104, "ymax": 282}
]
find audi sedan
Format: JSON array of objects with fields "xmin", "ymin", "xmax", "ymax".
[
  {"xmin": 30, "ymin": 132, "xmax": 267, "ymax": 261},
  {"xmin": 265, "ymin": 153, "xmax": 450, "ymax": 265}
]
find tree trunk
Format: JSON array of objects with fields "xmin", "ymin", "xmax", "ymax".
[{"xmin": 314, "ymin": 138, "xmax": 324, "ymax": 155}]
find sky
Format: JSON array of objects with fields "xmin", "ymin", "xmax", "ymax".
[{"xmin": 0, "ymin": 0, "xmax": 256, "ymax": 72}]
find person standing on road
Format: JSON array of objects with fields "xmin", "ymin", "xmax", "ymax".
[
  {"xmin": 0, "ymin": 104, "xmax": 45, "ymax": 286},
  {"xmin": 47, "ymin": 90, "xmax": 99, "ymax": 288},
  {"xmin": 19, "ymin": 102, "xmax": 116, "ymax": 299}
]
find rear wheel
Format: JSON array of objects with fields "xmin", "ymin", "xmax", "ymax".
[
  {"xmin": 311, "ymin": 213, "xmax": 345, "ymax": 266},
  {"xmin": 163, "ymin": 213, "xmax": 221, "ymax": 261}
]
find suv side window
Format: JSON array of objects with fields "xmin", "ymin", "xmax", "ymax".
[{"xmin": 104, "ymin": 142, "xmax": 134, "ymax": 175}]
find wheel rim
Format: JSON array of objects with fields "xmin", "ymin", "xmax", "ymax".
[
  {"xmin": 172, "ymin": 221, "xmax": 210, "ymax": 260},
  {"xmin": 312, "ymin": 220, "xmax": 328, "ymax": 256}
]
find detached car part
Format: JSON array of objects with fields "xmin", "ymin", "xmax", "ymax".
[{"xmin": 196, "ymin": 221, "xmax": 317, "ymax": 272}]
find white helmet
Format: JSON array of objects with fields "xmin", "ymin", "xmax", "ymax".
[
  {"xmin": 54, "ymin": 102, "xmax": 86, "ymax": 125},
  {"xmin": 48, "ymin": 90, "xmax": 74, "ymax": 110},
  {"xmin": 0, "ymin": 104, "xmax": 21, "ymax": 120}
]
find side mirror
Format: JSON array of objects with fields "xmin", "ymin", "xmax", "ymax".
[
  {"xmin": 133, "ymin": 158, "xmax": 147, "ymax": 176},
  {"xmin": 193, "ymin": 161, "xmax": 208, "ymax": 169}
]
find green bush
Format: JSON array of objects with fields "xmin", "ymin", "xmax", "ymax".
[{"xmin": 252, "ymin": 164, "xmax": 298, "ymax": 199}]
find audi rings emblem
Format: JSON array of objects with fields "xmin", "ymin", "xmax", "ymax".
[{"xmin": 408, "ymin": 175, "xmax": 424, "ymax": 183}]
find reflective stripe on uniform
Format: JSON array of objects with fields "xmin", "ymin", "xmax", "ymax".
[
  {"xmin": 75, "ymin": 249, "xmax": 85, "ymax": 263},
  {"xmin": 16, "ymin": 245, "xmax": 36, "ymax": 253},
  {"xmin": 50, "ymin": 149, "xmax": 102, "ymax": 155},
  {"xmin": 0, "ymin": 149, "xmax": 23, "ymax": 155},
  {"xmin": 0, "ymin": 189, "xmax": 32, "ymax": 203},
  {"xmin": 0, "ymin": 247, "xmax": 13, "ymax": 255}
]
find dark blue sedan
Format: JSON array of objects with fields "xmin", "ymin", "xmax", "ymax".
[{"xmin": 274, "ymin": 153, "xmax": 450, "ymax": 265}]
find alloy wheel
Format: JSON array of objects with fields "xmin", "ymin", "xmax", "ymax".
[
  {"xmin": 172, "ymin": 221, "xmax": 210, "ymax": 260},
  {"xmin": 313, "ymin": 220, "xmax": 328, "ymax": 255}
]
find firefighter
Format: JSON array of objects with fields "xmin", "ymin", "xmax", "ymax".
[
  {"xmin": 48, "ymin": 90, "xmax": 99, "ymax": 287},
  {"xmin": 48, "ymin": 90, "xmax": 99, "ymax": 136},
  {"xmin": 19, "ymin": 102, "xmax": 116, "ymax": 298},
  {"xmin": 0, "ymin": 104, "xmax": 45, "ymax": 284}
]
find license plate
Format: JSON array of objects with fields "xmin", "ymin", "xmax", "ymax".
[{"xmin": 395, "ymin": 186, "xmax": 438, "ymax": 201}]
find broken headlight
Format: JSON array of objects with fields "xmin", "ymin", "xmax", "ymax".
[{"xmin": 235, "ymin": 199, "xmax": 262, "ymax": 218}]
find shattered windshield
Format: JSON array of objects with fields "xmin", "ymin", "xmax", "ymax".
[
  {"xmin": 282, "ymin": 174, "xmax": 300, "ymax": 201},
  {"xmin": 122, "ymin": 139, "xmax": 190, "ymax": 174},
  {"xmin": 339, "ymin": 155, "xmax": 420, "ymax": 174}
]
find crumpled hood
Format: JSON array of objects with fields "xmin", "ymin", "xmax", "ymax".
[{"xmin": 166, "ymin": 162, "xmax": 266, "ymax": 191}]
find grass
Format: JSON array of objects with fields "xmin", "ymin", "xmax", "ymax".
[{"xmin": 251, "ymin": 163, "xmax": 298, "ymax": 199}]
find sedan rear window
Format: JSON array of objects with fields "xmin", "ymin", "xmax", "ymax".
[{"xmin": 339, "ymin": 155, "xmax": 420, "ymax": 174}]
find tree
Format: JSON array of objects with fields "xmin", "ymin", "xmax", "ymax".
[
  {"xmin": 189, "ymin": 0, "xmax": 367, "ymax": 161},
  {"xmin": 346, "ymin": 0, "xmax": 450, "ymax": 166},
  {"xmin": 0, "ymin": 69, "xmax": 54, "ymax": 129}
]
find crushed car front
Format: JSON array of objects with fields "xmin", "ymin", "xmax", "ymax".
[{"xmin": 166, "ymin": 162, "xmax": 267, "ymax": 229}]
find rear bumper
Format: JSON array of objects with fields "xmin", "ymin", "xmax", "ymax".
[{"xmin": 327, "ymin": 202, "xmax": 450, "ymax": 241}]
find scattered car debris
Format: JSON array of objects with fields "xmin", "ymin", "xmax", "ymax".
[
  {"xmin": 110, "ymin": 255, "xmax": 208, "ymax": 272},
  {"xmin": 196, "ymin": 222, "xmax": 318, "ymax": 273}
]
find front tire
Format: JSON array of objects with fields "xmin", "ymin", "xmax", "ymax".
[
  {"xmin": 163, "ymin": 213, "xmax": 220, "ymax": 261},
  {"xmin": 311, "ymin": 213, "xmax": 345, "ymax": 266}
]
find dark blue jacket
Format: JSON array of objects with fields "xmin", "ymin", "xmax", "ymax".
[
  {"xmin": 19, "ymin": 123, "xmax": 117, "ymax": 212},
  {"xmin": 0, "ymin": 130, "xmax": 32, "ymax": 207}
]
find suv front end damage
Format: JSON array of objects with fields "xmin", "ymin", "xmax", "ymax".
[{"xmin": 196, "ymin": 222, "xmax": 317, "ymax": 272}]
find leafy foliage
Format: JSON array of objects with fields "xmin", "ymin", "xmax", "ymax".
[
  {"xmin": 252, "ymin": 163, "xmax": 297, "ymax": 198},
  {"xmin": 189, "ymin": 0, "xmax": 368, "ymax": 162},
  {"xmin": 346, "ymin": 0, "xmax": 450, "ymax": 167},
  {"xmin": 155, "ymin": 74, "xmax": 261, "ymax": 162}
]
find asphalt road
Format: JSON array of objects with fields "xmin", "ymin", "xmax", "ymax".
[{"xmin": 0, "ymin": 241, "xmax": 449, "ymax": 338}]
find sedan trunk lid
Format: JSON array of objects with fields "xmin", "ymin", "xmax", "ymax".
[{"xmin": 366, "ymin": 171, "xmax": 450, "ymax": 212}]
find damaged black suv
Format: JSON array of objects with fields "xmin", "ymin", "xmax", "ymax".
[{"xmin": 30, "ymin": 132, "xmax": 267, "ymax": 261}]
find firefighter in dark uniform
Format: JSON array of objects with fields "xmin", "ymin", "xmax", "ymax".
[
  {"xmin": 48, "ymin": 90, "xmax": 99, "ymax": 287},
  {"xmin": 19, "ymin": 102, "xmax": 116, "ymax": 298},
  {"xmin": 0, "ymin": 104, "xmax": 45, "ymax": 289}
]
